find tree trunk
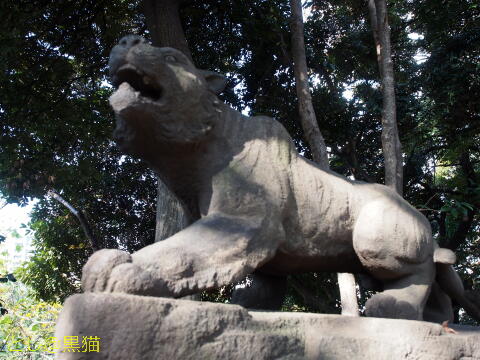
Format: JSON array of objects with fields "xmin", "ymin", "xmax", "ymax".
[
  {"xmin": 142, "ymin": 0, "xmax": 192, "ymax": 60},
  {"xmin": 337, "ymin": 273, "xmax": 358, "ymax": 316},
  {"xmin": 368, "ymin": 0, "xmax": 403, "ymax": 196},
  {"xmin": 154, "ymin": 180, "xmax": 188, "ymax": 241},
  {"xmin": 289, "ymin": 0, "xmax": 328, "ymax": 168},
  {"xmin": 141, "ymin": 0, "xmax": 199, "ymax": 300},
  {"xmin": 289, "ymin": 0, "xmax": 359, "ymax": 316},
  {"xmin": 141, "ymin": 0, "xmax": 192, "ymax": 242}
]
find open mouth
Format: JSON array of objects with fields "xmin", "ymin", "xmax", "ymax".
[{"xmin": 112, "ymin": 64, "xmax": 163, "ymax": 101}]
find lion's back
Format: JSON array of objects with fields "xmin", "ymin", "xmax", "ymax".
[{"xmin": 228, "ymin": 112, "xmax": 299, "ymax": 169}]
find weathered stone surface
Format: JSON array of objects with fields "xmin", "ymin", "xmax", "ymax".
[{"xmin": 55, "ymin": 293, "xmax": 480, "ymax": 360}]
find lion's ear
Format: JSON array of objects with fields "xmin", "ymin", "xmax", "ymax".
[{"xmin": 200, "ymin": 70, "xmax": 227, "ymax": 95}]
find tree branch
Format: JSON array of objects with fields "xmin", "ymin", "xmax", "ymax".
[
  {"xmin": 289, "ymin": 0, "xmax": 359, "ymax": 316},
  {"xmin": 47, "ymin": 190, "xmax": 100, "ymax": 251}
]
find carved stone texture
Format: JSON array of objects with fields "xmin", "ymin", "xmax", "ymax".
[
  {"xmin": 54, "ymin": 294, "xmax": 480, "ymax": 360},
  {"xmin": 80, "ymin": 35, "xmax": 480, "ymax": 322}
]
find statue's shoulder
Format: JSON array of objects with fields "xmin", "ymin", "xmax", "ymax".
[
  {"xmin": 220, "ymin": 108, "xmax": 296, "ymax": 162},
  {"xmin": 241, "ymin": 113, "xmax": 293, "ymax": 142}
]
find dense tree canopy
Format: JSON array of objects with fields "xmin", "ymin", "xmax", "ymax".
[{"xmin": 0, "ymin": 0, "xmax": 478, "ymax": 323}]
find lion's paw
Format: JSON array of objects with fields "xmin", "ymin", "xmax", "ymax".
[
  {"xmin": 105, "ymin": 262, "xmax": 170, "ymax": 296},
  {"xmin": 81, "ymin": 249, "xmax": 132, "ymax": 292},
  {"xmin": 365, "ymin": 292, "xmax": 420, "ymax": 320}
]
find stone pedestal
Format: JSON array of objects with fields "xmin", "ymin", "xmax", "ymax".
[{"xmin": 55, "ymin": 293, "xmax": 480, "ymax": 360}]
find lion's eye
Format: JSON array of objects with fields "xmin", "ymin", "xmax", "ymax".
[{"xmin": 165, "ymin": 55, "xmax": 177, "ymax": 62}]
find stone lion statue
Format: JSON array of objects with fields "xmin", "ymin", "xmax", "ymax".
[{"xmin": 82, "ymin": 35, "xmax": 480, "ymax": 322}]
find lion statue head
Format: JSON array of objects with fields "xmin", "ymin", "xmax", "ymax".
[{"xmin": 108, "ymin": 35, "xmax": 227, "ymax": 157}]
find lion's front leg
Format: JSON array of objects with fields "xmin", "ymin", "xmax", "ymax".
[
  {"xmin": 82, "ymin": 249, "xmax": 132, "ymax": 292},
  {"xmin": 81, "ymin": 249, "xmax": 169, "ymax": 296},
  {"xmin": 82, "ymin": 213, "xmax": 283, "ymax": 298}
]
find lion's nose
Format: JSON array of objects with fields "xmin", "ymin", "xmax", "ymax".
[{"xmin": 118, "ymin": 35, "xmax": 147, "ymax": 49}]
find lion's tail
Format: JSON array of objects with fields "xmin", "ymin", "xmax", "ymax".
[{"xmin": 434, "ymin": 246, "xmax": 480, "ymax": 321}]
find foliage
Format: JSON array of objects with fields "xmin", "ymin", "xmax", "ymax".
[
  {"xmin": 0, "ymin": 0, "xmax": 156, "ymax": 301},
  {"xmin": 283, "ymin": 273, "xmax": 341, "ymax": 314},
  {"xmin": 0, "ymin": 258, "xmax": 60, "ymax": 359}
]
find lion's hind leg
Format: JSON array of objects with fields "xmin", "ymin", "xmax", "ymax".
[
  {"xmin": 364, "ymin": 263, "xmax": 434, "ymax": 320},
  {"xmin": 353, "ymin": 200, "xmax": 435, "ymax": 320},
  {"xmin": 423, "ymin": 281, "xmax": 454, "ymax": 323}
]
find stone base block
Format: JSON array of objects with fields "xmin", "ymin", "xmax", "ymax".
[{"xmin": 54, "ymin": 293, "xmax": 480, "ymax": 359}]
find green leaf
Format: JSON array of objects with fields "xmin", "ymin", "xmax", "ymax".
[{"xmin": 460, "ymin": 202, "xmax": 474, "ymax": 211}]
